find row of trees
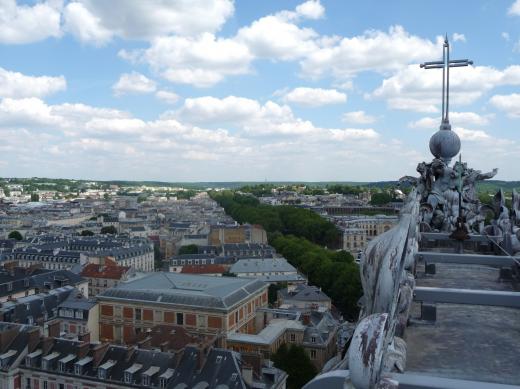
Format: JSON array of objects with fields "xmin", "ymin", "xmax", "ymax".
[
  {"xmin": 211, "ymin": 191, "xmax": 341, "ymax": 247},
  {"xmin": 270, "ymin": 234, "xmax": 361, "ymax": 319},
  {"xmin": 211, "ymin": 191, "xmax": 362, "ymax": 319}
]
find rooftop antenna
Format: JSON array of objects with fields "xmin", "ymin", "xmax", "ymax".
[{"xmin": 420, "ymin": 35, "xmax": 473, "ymax": 165}]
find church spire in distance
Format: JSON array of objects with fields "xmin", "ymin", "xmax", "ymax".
[{"xmin": 420, "ymin": 35, "xmax": 473, "ymax": 165}]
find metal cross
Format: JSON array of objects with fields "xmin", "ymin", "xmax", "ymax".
[{"xmin": 420, "ymin": 35, "xmax": 473, "ymax": 123}]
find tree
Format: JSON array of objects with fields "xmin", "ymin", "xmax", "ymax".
[
  {"xmin": 8, "ymin": 230, "xmax": 23, "ymax": 241},
  {"xmin": 370, "ymin": 191, "xmax": 393, "ymax": 206},
  {"xmin": 268, "ymin": 282, "xmax": 287, "ymax": 305},
  {"xmin": 30, "ymin": 193, "xmax": 40, "ymax": 202},
  {"xmin": 178, "ymin": 244, "xmax": 198, "ymax": 255},
  {"xmin": 81, "ymin": 230, "xmax": 94, "ymax": 236},
  {"xmin": 154, "ymin": 244, "xmax": 162, "ymax": 270},
  {"xmin": 100, "ymin": 226, "xmax": 117, "ymax": 235},
  {"xmin": 222, "ymin": 271, "xmax": 237, "ymax": 277},
  {"xmin": 271, "ymin": 344, "xmax": 318, "ymax": 389}
]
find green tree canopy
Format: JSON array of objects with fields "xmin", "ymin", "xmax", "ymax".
[
  {"xmin": 30, "ymin": 193, "xmax": 40, "ymax": 202},
  {"xmin": 8, "ymin": 230, "xmax": 23, "ymax": 241},
  {"xmin": 80, "ymin": 230, "xmax": 94, "ymax": 236},
  {"xmin": 178, "ymin": 244, "xmax": 198, "ymax": 255},
  {"xmin": 100, "ymin": 225, "xmax": 117, "ymax": 234},
  {"xmin": 271, "ymin": 344, "xmax": 318, "ymax": 389},
  {"xmin": 370, "ymin": 191, "xmax": 394, "ymax": 206}
]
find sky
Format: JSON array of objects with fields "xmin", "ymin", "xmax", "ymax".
[{"xmin": 0, "ymin": 0, "xmax": 520, "ymax": 182}]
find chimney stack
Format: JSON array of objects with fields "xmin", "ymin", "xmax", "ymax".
[
  {"xmin": 27, "ymin": 327, "xmax": 41, "ymax": 353},
  {"xmin": 77, "ymin": 341, "xmax": 90, "ymax": 359},
  {"xmin": 46, "ymin": 319, "xmax": 60, "ymax": 338},
  {"xmin": 78, "ymin": 331, "xmax": 91, "ymax": 343},
  {"xmin": 92, "ymin": 343, "xmax": 109, "ymax": 367}
]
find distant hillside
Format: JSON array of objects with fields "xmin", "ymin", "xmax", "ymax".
[{"xmin": 1, "ymin": 177, "xmax": 518, "ymax": 192}]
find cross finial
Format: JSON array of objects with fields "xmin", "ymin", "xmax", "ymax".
[{"xmin": 420, "ymin": 36, "xmax": 473, "ymax": 127}]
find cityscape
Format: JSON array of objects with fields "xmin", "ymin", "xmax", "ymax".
[{"xmin": 0, "ymin": 1, "xmax": 520, "ymax": 389}]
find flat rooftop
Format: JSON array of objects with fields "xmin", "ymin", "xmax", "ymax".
[{"xmin": 405, "ymin": 260, "xmax": 520, "ymax": 385}]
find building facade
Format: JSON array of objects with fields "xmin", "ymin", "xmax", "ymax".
[{"xmin": 97, "ymin": 272, "xmax": 268, "ymax": 344}]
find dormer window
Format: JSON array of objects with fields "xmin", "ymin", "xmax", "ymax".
[
  {"xmin": 124, "ymin": 371, "xmax": 133, "ymax": 384},
  {"xmin": 98, "ymin": 368, "xmax": 106, "ymax": 379},
  {"xmin": 74, "ymin": 364, "xmax": 82, "ymax": 375}
]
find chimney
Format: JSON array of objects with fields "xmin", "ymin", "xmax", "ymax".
[
  {"xmin": 47, "ymin": 319, "xmax": 60, "ymax": 338},
  {"xmin": 27, "ymin": 328, "xmax": 41, "ymax": 353},
  {"xmin": 197, "ymin": 346, "xmax": 209, "ymax": 370},
  {"xmin": 92, "ymin": 343, "xmax": 109, "ymax": 367},
  {"xmin": 42, "ymin": 337, "xmax": 54, "ymax": 355},
  {"xmin": 241, "ymin": 365, "xmax": 254, "ymax": 386},
  {"xmin": 302, "ymin": 313, "xmax": 311, "ymax": 326},
  {"xmin": 0, "ymin": 326, "xmax": 19, "ymax": 351},
  {"xmin": 77, "ymin": 341, "xmax": 90, "ymax": 359},
  {"xmin": 78, "ymin": 331, "xmax": 90, "ymax": 343},
  {"xmin": 138, "ymin": 336, "xmax": 151, "ymax": 350}
]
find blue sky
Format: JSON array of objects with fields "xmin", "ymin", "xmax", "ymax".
[{"xmin": 0, "ymin": 0, "xmax": 519, "ymax": 182}]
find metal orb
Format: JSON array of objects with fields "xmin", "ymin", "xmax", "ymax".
[{"xmin": 429, "ymin": 127, "xmax": 461, "ymax": 162}]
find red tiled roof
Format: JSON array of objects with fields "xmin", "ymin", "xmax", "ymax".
[
  {"xmin": 180, "ymin": 264, "xmax": 226, "ymax": 274},
  {"xmin": 80, "ymin": 261, "xmax": 131, "ymax": 280}
]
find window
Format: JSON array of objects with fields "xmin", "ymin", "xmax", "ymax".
[
  {"xmin": 310, "ymin": 350, "xmax": 317, "ymax": 360},
  {"xmin": 98, "ymin": 368, "xmax": 106, "ymax": 379},
  {"xmin": 135, "ymin": 308, "xmax": 142, "ymax": 321},
  {"xmin": 114, "ymin": 306, "xmax": 122, "ymax": 318},
  {"xmin": 154, "ymin": 310, "xmax": 163, "ymax": 322},
  {"xmin": 290, "ymin": 333, "xmax": 296, "ymax": 342},
  {"xmin": 124, "ymin": 372, "xmax": 133, "ymax": 384},
  {"xmin": 159, "ymin": 377, "xmax": 168, "ymax": 388},
  {"xmin": 59, "ymin": 361, "xmax": 66, "ymax": 372},
  {"xmin": 43, "ymin": 382, "xmax": 48, "ymax": 389},
  {"xmin": 176, "ymin": 313, "xmax": 183, "ymax": 325},
  {"xmin": 311, "ymin": 336, "xmax": 316, "ymax": 343},
  {"xmin": 7, "ymin": 282, "xmax": 12, "ymax": 291},
  {"xmin": 197, "ymin": 315, "xmax": 207, "ymax": 328},
  {"xmin": 74, "ymin": 364, "xmax": 82, "ymax": 375},
  {"xmin": 142, "ymin": 375, "xmax": 151, "ymax": 386}
]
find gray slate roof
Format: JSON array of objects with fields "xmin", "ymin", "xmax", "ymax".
[
  {"xmin": 98, "ymin": 272, "xmax": 267, "ymax": 311},
  {"xmin": 230, "ymin": 258, "xmax": 297, "ymax": 274}
]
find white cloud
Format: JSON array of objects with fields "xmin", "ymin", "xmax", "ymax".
[
  {"xmin": 409, "ymin": 112, "xmax": 492, "ymax": 129},
  {"xmin": 342, "ymin": 110, "xmax": 376, "ymax": 124},
  {"xmin": 295, "ymin": 0, "xmax": 325, "ymax": 19},
  {"xmin": 63, "ymin": 2, "xmax": 113, "ymax": 46},
  {"xmin": 176, "ymin": 96, "xmax": 261, "ymax": 123},
  {"xmin": 452, "ymin": 33, "xmax": 466, "ymax": 42},
  {"xmin": 63, "ymin": 0, "xmax": 234, "ymax": 44},
  {"xmin": 453, "ymin": 127, "xmax": 490, "ymax": 141},
  {"xmin": 502, "ymin": 32, "xmax": 511, "ymax": 41},
  {"xmin": 124, "ymin": 33, "xmax": 252, "ymax": 87},
  {"xmin": 282, "ymin": 87, "xmax": 347, "ymax": 107},
  {"xmin": 490, "ymin": 93, "xmax": 520, "ymax": 117},
  {"xmin": 508, "ymin": 0, "xmax": 520, "ymax": 16},
  {"xmin": 299, "ymin": 26, "xmax": 441, "ymax": 80},
  {"xmin": 155, "ymin": 90, "xmax": 180, "ymax": 105},
  {"xmin": 0, "ymin": 67, "xmax": 66, "ymax": 98},
  {"xmin": 371, "ymin": 64, "xmax": 520, "ymax": 112},
  {"xmin": 112, "ymin": 72, "xmax": 156, "ymax": 96},
  {"xmin": 235, "ymin": 10, "xmax": 319, "ymax": 61},
  {"xmin": 329, "ymin": 128, "xmax": 379, "ymax": 140},
  {"xmin": 0, "ymin": 0, "xmax": 62, "ymax": 44}
]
